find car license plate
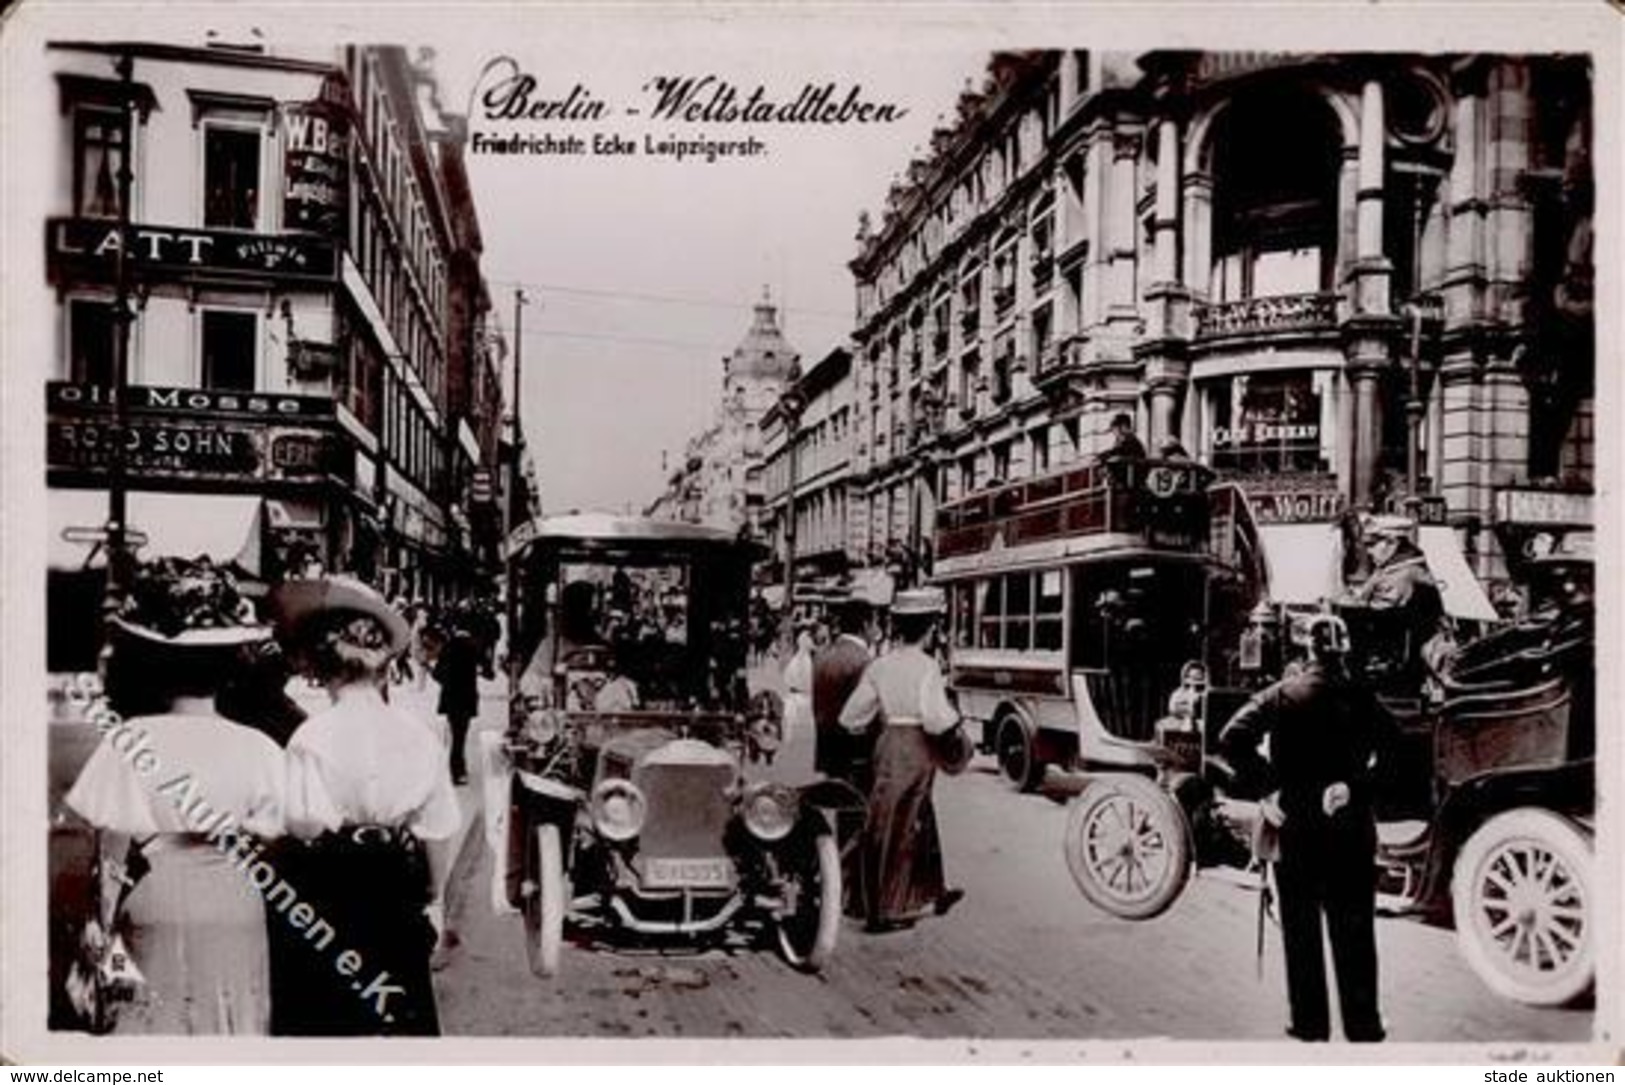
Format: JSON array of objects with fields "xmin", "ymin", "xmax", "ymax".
[{"xmin": 642, "ymin": 857, "xmax": 733, "ymax": 888}]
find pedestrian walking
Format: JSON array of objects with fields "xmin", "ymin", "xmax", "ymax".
[
  {"xmin": 782, "ymin": 619, "xmax": 816, "ymax": 744},
  {"xmin": 838, "ymin": 589, "xmax": 966, "ymax": 932},
  {"xmin": 63, "ymin": 557, "xmax": 286, "ymax": 1035},
  {"xmin": 1217, "ymin": 613, "xmax": 1402, "ymax": 1042},
  {"xmin": 435, "ymin": 611, "xmax": 482, "ymax": 785},
  {"xmin": 266, "ymin": 576, "xmax": 460, "ymax": 1036},
  {"xmin": 811, "ymin": 599, "xmax": 876, "ymax": 788}
]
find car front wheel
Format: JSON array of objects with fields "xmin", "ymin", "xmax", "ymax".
[
  {"xmin": 523, "ymin": 822, "xmax": 566, "ymax": 978},
  {"xmin": 1451, "ymin": 807, "xmax": 1592, "ymax": 1006},
  {"xmin": 1064, "ymin": 774, "xmax": 1191, "ymax": 920},
  {"xmin": 774, "ymin": 833, "xmax": 841, "ymax": 973}
]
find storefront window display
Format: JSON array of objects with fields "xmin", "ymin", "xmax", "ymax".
[{"xmin": 1202, "ymin": 369, "xmax": 1335, "ymax": 475}]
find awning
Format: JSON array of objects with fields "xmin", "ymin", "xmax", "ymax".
[
  {"xmin": 1418, "ymin": 525, "xmax": 1499, "ymax": 622},
  {"xmin": 48, "ymin": 490, "xmax": 262, "ymax": 571},
  {"xmin": 850, "ymin": 568, "xmax": 896, "ymax": 608},
  {"xmin": 1256, "ymin": 523, "xmax": 1344, "ymax": 605}
]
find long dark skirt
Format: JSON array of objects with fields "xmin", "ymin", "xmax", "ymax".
[
  {"xmin": 857, "ymin": 725, "xmax": 947, "ymax": 924},
  {"xmin": 264, "ymin": 832, "xmax": 440, "ymax": 1036}
]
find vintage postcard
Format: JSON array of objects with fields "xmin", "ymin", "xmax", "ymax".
[{"xmin": 1, "ymin": 0, "xmax": 1619, "ymax": 1064}]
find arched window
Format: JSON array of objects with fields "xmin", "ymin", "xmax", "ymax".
[{"xmin": 1209, "ymin": 89, "xmax": 1342, "ymax": 301}]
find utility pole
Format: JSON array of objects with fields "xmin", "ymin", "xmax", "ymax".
[
  {"xmin": 504, "ymin": 287, "xmax": 528, "ymax": 704},
  {"xmin": 99, "ymin": 51, "xmax": 137, "ymax": 681}
]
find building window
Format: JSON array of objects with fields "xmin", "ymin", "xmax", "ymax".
[
  {"xmin": 68, "ymin": 299, "xmax": 116, "ymax": 385},
  {"xmin": 74, "ymin": 107, "xmax": 127, "ymax": 219},
  {"xmin": 203, "ymin": 124, "xmax": 262, "ymax": 229},
  {"xmin": 1031, "ymin": 429, "xmax": 1051, "ymax": 474},
  {"xmin": 200, "ymin": 310, "xmax": 257, "ymax": 390},
  {"xmin": 1205, "ymin": 370, "xmax": 1328, "ymax": 475}
]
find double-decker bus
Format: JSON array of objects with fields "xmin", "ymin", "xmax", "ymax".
[{"xmin": 932, "ymin": 458, "xmax": 1260, "ymax": 790}]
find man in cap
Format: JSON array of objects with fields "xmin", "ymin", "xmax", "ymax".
[
  {"xmin": 1095, "ymin": 412, "xmax": 1147, "ymax": 464},
  {"xmin": 1350, "ymin": 515, "xmax": 1450, "ymax": 684},
  {"xmin": 1217, "ymin": 613, "xmax": 1402, "ymax": 1042}
]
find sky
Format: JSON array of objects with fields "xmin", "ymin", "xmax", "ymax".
[{"xmin": 428, "ymin": 27, "xmax": 988, "ymax": 514}]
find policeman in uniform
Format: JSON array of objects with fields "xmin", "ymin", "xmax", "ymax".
[{"xmin": 1217, "ymin": 613, "xmax": 1402, "ymax": 1042}]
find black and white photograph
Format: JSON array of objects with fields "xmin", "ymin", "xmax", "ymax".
[{"xmin": 0, "ymin": 0, "xmax": 1619, "ymax": 1064}]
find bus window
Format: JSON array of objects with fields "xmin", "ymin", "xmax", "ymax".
[
  {"xmin": 1004, "ymin": 572, "xmax": 1033, "ymax": 650},
  {"xmin": 978, "ymin": 577, "xmax": 1003, "ymax": 648},
  {"xmin": 1036, "ymin": 569, "xmax": 1064, "ymax": 650},
  {"xmin": 949, "ymin": 582, "xmax": 975, "ymax": 648}
]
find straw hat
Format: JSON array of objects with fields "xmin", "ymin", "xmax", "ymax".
[
  {"xmin": 267, "ymin": 575, "xmax": 410, "ymax": 654},
  {"xmin": 113, "ymin": 557, "xmax": 269, "ymax": 648},
  {"xmin": 890, "ymin": 588, "xmax": 946, "ymax": 616}
]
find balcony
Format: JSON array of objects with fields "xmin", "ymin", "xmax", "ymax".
[
  {"xmin": 993, "ymin": 284, "xmax": 1016, "ymax": 314},
  {"xmin": 932, "ymin": 328, "xmax": 951, "ymax": 356},
  {"xmin": 1192, "ymin": 292, "xmax": 1339, "ymax": 343},
  {"xmin": 1030, "ymin": 251, "xmax": 1054, "ymax": 287},
  {"xmin": 959, "ymin": 308, "xmax": 981, "ymax": 335}
]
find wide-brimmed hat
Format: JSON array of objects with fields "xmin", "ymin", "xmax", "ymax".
[
  {"xmin": 891, "ymin": 588, "xmax": 946, "ymax": 616},
  {"xmin": 113, "ymin": 557, "xmax": 269, "ymax": 648},
  {"xmin": 268, "ymin": 575, "xmax": 410, "ymax": 654}
]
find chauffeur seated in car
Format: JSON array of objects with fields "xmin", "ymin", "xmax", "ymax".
[{"xmin": 519, "ymin": 580, "xmax": 607, "ymax": 707}]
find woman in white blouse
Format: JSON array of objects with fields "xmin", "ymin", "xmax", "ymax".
[
  {"xmin": 65, "ymin": 558, "xmax": 285, "ymax": 1035},
  {"xmin": 267, "ymin": 576, "xmax": 460, "ymax": 1036}
]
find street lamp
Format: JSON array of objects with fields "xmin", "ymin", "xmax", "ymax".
[
  {"xmin": 504, "ymin": 288, "xmax": 528, "ymax": 699},
  {"xmin": 777, "ymin": 387, "xmax": 806, "ymax": 645}
]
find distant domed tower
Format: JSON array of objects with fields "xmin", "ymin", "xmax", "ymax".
[{"xmin": 723, "ymin": 289, "xmax": 800, "ymax": 415}]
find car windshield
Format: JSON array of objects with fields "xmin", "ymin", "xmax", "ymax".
[{"xmin": 514, "ymin": 545, "xmax": 752, "ymax": 712}]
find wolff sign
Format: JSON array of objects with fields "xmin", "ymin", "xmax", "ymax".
[{"xmin": 47, "ymin": 218, "xmax": 337, "ymax": 282}]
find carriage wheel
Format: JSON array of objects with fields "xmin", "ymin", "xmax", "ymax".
[
  {"xmin": 1452, "ymin": 808, "xmax": 1593, "ymax": 1006},
  {"xmin": 1064, "ymin": 774, "xmax": 1191, "ymax": 920},
  {"xmin": 522, "ymin": 823, "xmax": 566, "ymax": 978},
  {"xmin": 774, "ymin": 833, "xmax": 841, "ymax": 973},
  {"xmin": 995, "ymin": 715, "xmax": 1045, "ymax": 792}
]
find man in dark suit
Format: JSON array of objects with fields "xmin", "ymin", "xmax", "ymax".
[{"xmin": 812, "ymin": 599, "xmax": 875, "ymax": 787}]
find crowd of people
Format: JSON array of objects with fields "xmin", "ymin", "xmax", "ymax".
[{"xmin": 61, "ymin": 560, "xmax": 501, "ymax": 1036}]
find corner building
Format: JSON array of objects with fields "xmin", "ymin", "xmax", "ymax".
[
  {"xmin": 849, "ymin": 51, "xmax": 1594, "ymax": 590},
  {"xmin": 41, "ymin": 37, "xmax": 506, "ymax": 664}
]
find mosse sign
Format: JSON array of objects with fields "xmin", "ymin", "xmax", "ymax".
[{"xmin": 48, "ymin": 382, "xmax": 336, "ymax": 419}]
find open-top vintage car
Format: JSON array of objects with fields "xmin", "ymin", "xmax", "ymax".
[
  {"xmin": 1061, "ymin": 537, "xmax": 1597, "ymax": 1007},
  {"xmin": 497, "ymin": 514, "xmax": 855, "ymax": 977}
]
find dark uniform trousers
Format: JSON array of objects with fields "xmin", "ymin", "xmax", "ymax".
[{"xmin": 1276, "ymin": 818, "xmax": 1384, "ymax": 1041}]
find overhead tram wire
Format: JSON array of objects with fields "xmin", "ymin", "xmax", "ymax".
[{"xmin": 483, "ymin": 278, "xmax": 852, "ymax": 321}]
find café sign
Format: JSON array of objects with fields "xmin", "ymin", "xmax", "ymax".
[
  {"xmin": 1211, "ymin": 423, "xmax": 1318, "ymax": 448},
  {"xmin": 47, "ymin": 217, "xmax": 337, "ymax": 282}
]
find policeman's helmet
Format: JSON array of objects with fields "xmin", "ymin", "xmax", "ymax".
[{"xmin": 1306, "ymin": 613, "xmax": 1352, "ymax": 658}]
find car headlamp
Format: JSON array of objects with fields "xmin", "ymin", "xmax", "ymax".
[
  {"xmin": 524, "ymin": 707, "xmax": 565, "ymax": 745},
  {"xmin": 590, "ymin": 778, "xmax": 646, "ymax": 842},
  {"xmin": 741, "ymin": 781, "xmax": 798, "ymax": 842}
]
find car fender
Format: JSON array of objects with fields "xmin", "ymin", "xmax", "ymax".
[{"xmin": 1418, "ymin": 758, "xmax": 1595, "ymax": 909}]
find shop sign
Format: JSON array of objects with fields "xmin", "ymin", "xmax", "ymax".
[
  {"xmin": 1249, "ymin": 487, "xmax": 1346, "ymax": 524},
  {"xmin": 47, "ymin": 218, "xmax": 337, "ymax": 282},
  {"xmin": 282, "ymin": 99, "xmax": 349, "ymax": 237},
  {"xmin": 1211, "ymin": 423, "xmax": 1319, "ymax": 448},
  {"xmin": 48, "ymin": 419, "xmax": 259, "ymax": 475},
  {"xmin": 1495, "ymin": 488, "xmax": 1593, "ymax": 527},
  {"xmin": 48, "ymin": 382, "xmax": 336, "ymax": 419},
  {"xmin": 270, "ymin": 432, "xmax": 331, "ymax": 476}
]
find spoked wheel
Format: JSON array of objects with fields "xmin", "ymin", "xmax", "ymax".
[
  {"xmin": 773, "ymin": 833, "xmax": 841, "ymax": 973},
  {"xmin": 1451, "ymin": 808, "xmax": 1593, "ymax": 1006},
  {"xmin": 522, "ymin": 823, "xmax": 566, "ymax": 978},
  {"xmin": 995, "ymin": 715, "xmax": 1045, "ymax": 792},
  {"xmin": 1064, "ymin": 774, "xmax": 1191, "ymax": 920}
]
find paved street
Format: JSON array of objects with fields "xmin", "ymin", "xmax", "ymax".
[{"xmin": 430, "ymin": 669, "xmax": 1592, "ymax": 1043}]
